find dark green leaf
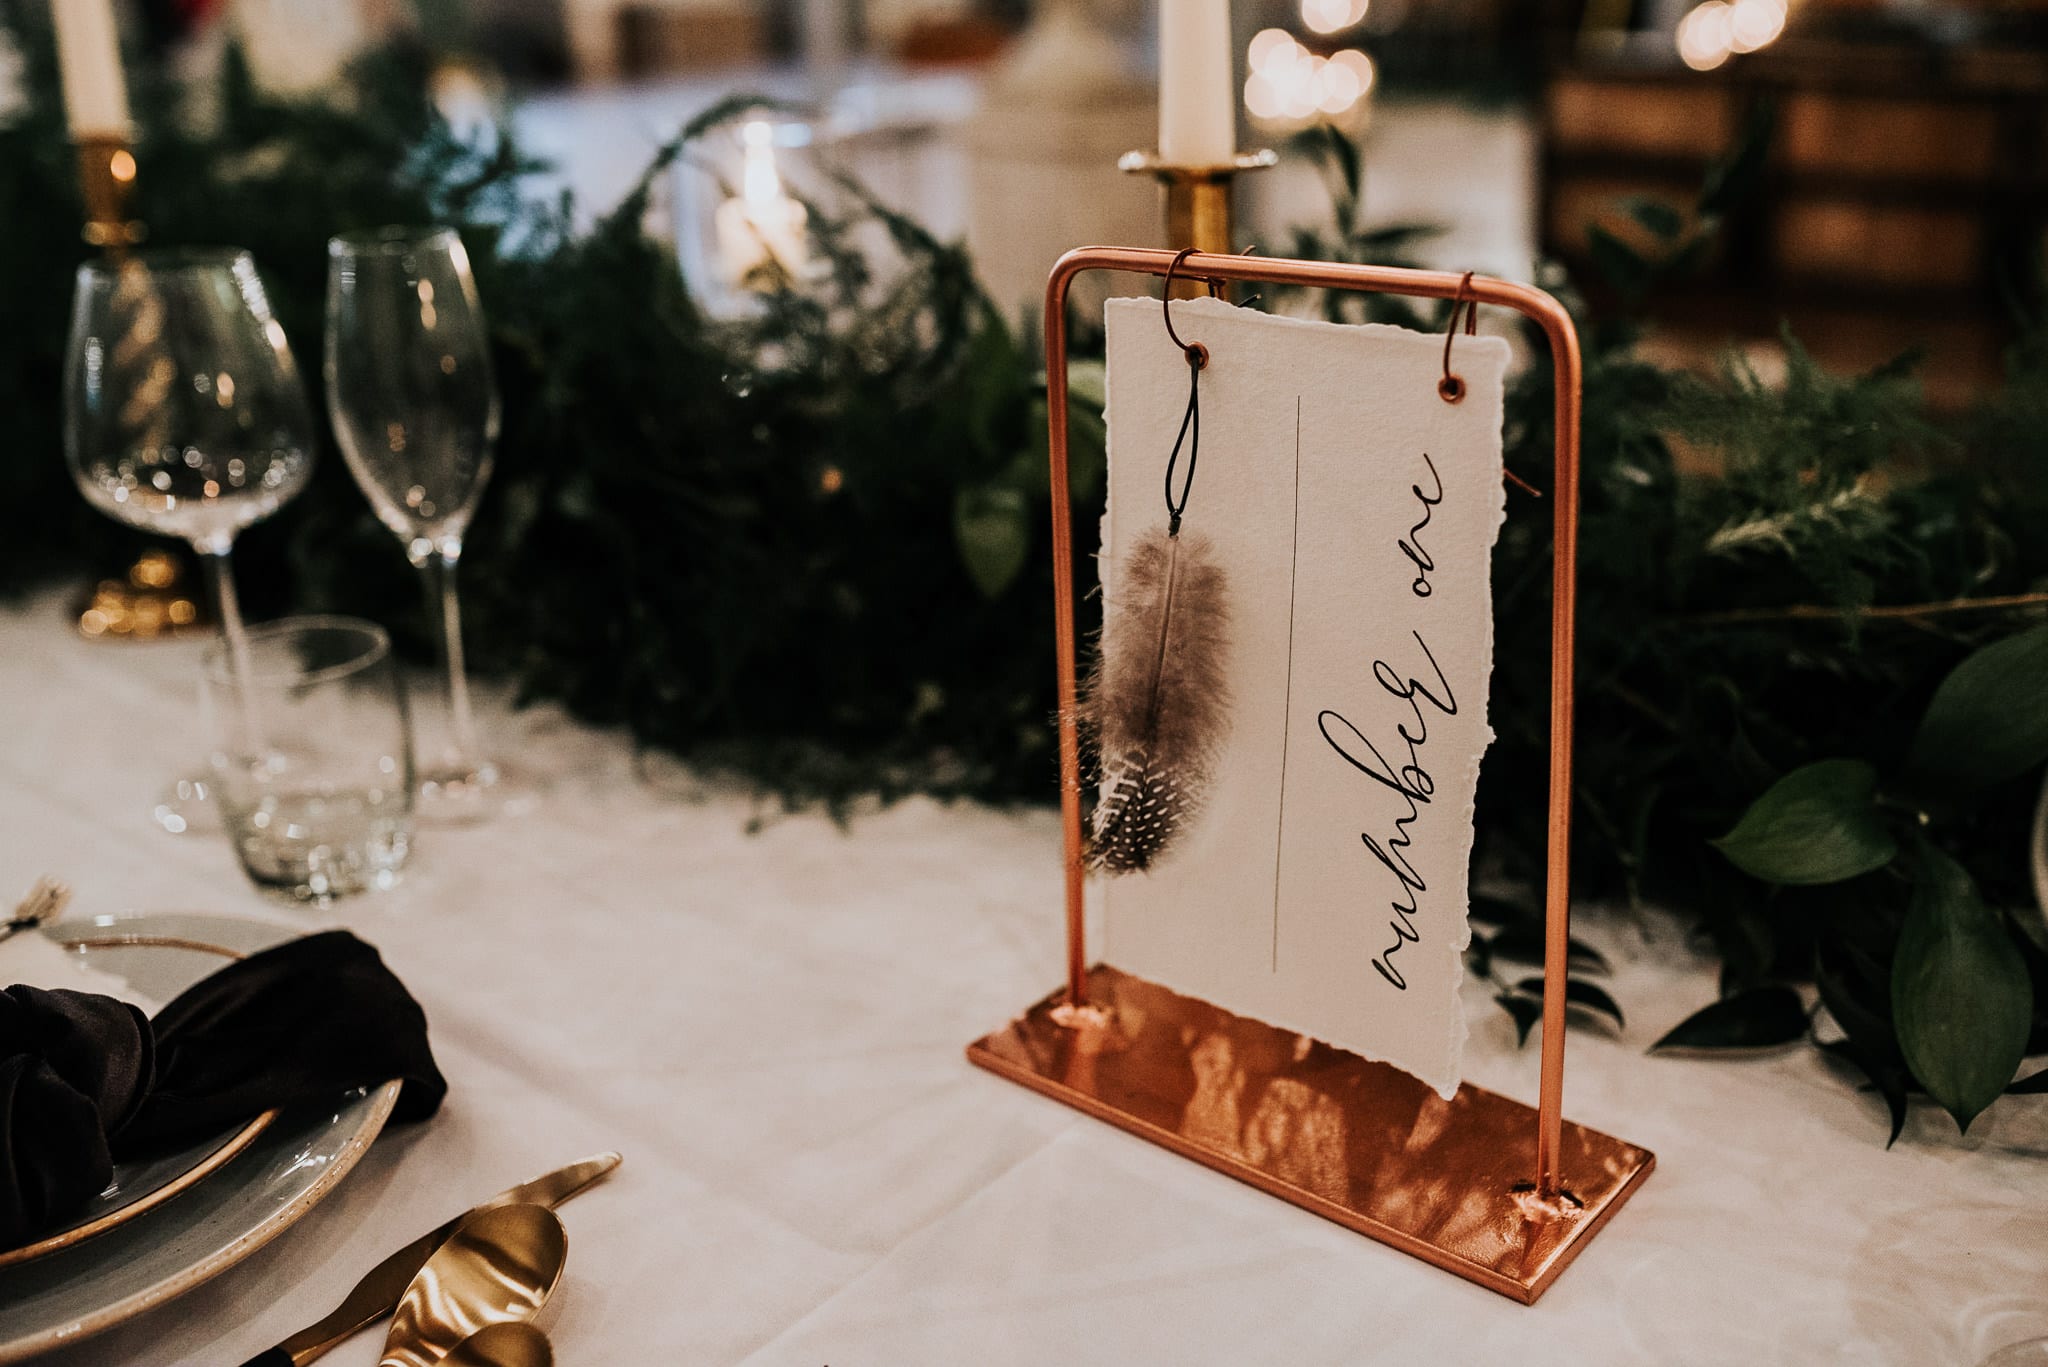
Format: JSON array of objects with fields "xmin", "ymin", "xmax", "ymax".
[
  {"xmin": 1712, "ymin": 759, "xmax": 1896, "ymax": 885},
  {"xmin": 1066, "ymin": 358, "xmax": 1106, "ymax": 410},
  {"xmin": 1486, "ymin": 923, "xmax": 1610, "ymax": 973},
  {"xmin": 1892, "ymin": 847, "xmax": 2034, "ymax": 1133},
  {"xmin": 1699, "ymin": 99, "xmax": 1775, "ymax": 218},
  {"xmin": 1515, "ymin": 976, "xmax": 1625, "ymax": 1029},
  {"xmin": 1494, "ymin": 993, "xmax": 1542, "ymax": 1047},
  {"xmin": 1664, "ymin": 234, "xmax": 1713, "ymax": 280},
  {"xmin": 1467, "ymin": 893, "xmax": 1526, "ymax": 928},
  {"xmin": 1620, "ymin": 195, "xmax": 1685, "ymax": 242},
  {"xmin": 1026, "ymin": 364, "xmax": 1107, "ymax": 507},
  {"xmin": 953, "ymin": 485, "xmax": 1030, "ymax": 599},
  {"xmin": 1327, "ymin": 126, "xmax": 1363, "ymax": 214},
  {"xmin": 1466, "ymin": 931, "xmax": 1492, "ymax": 979},
  {"xmin": 1652, "ymin": 985, "xmax": 1808, "ymax": 1051},
  {"xmin": 1814, "ymin": 952, "xmax": 1891, "ymax": 1045},
  {"xmin": 1067, "ymin": 407, "xmax": 1107, "ymax": 507},
  {"xmin": 1585, "ymin": 224, "xmax": 1651, "ymax": 302},
  {"xmin": 1715, "ymin": 902, "xmax": 1777, "ymax": 989},
  {"xmin": 1286, "ymin": 124, "xmax": 1361, "ymax": 228},
  {"xmin": 1818, "ymin": 1037, "xmax": 1910, "ymax": 1146},
  {"xmin": 1486, "ymin": 924, "xmax": 1542, "ymax": 961},
  {"xmin": 1902, "ymin": 625, "xmax": 2048, "ymax": 792},
  {"xmin": 1349, "ymin": 223, "xmax": 1439, "ymax": 257}
]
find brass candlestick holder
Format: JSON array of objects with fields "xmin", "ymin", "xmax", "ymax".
[
  {"xmin": 70, "ymin": 135, "xmax": 199, "ymax": 641},
  {"xmin": 75, "ymin": 134, "xmax": 144, "ymax": 253},
  {"xmin": 1119, "ymin": 148, "xmax": 1277, "ymax": 291}
]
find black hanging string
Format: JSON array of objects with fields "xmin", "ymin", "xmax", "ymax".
[
  {"xmin": 1164, "ymin": 347, "xmax": 1203, "ymax": 536},
  {"xmin": 1161, "ymin": 248, "xmax": 1212, "ymax": 538}
]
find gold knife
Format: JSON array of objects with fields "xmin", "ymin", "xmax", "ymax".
[{"xmin": 237, "ymin": 1151, "xmax": 621, "ymax": 1367}]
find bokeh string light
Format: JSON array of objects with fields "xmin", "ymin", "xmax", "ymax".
[
  {"xmin": 1677, "ymin": 0, "xmax": 1789, "ymax": 71},
  {"xmin": 1300, "ymin": 0, "xmax": 1369, "ymax": 35},
  {"xmin": 1244, "ymin": 28, "xmax": 1375, "ymax": 131},
  {"xmin": 1728, "ymin": 0, "xmax": 1790, "ymax": 53}
]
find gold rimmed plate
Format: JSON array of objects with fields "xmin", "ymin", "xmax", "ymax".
[
  {"xmin": 0, "ymin": 912, "xmax": 403, "ymax": 1365},
  {"xmin": 0, "ymin": 933, "xmax": 279, "ymax": 1270}
]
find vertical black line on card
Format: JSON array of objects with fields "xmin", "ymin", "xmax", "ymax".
[{"xmin": 1272, "ymin": 394, "xmax": 1303, "ymax": 973}]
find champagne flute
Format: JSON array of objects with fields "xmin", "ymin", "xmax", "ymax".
[
  {"xmin": 65, "ymin": 248, "xmax": 317, "ymax": 824},
  {"xmin": 324, "ymin": 227, "xmax": 504, "ymax": 819}
]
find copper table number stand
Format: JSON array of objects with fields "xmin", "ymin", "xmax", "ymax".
[{"xmin": 966, "ymin": 246, "xmax": 1655, "ymax": 1306}]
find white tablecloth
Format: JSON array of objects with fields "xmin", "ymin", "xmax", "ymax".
[{"xmin": 4, "ymin": 592, "xmax": 2045, "ymax": 1366}]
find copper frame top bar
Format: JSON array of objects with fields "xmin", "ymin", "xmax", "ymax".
[{"xmin": 1042, "ymin": 246, "xmax": 1583, "ymax": 1199}]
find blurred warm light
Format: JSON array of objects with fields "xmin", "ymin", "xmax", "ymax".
[
  {"xmin": 1248, "ymin": 27, "xmax": 1297, "ymax": 74},
  {"xmin": 740, "ymin": 119, "xmax": 781, "ymax": 204},
  {"xmin": 429, "ymin": 61, "xmax": 495, "ymax": 140},
  {"xmin": 1300, "ymin": 0, "xmax": 1369, "ymax": 35},
  {"xmin": 1245, "ymin": 32, "xmax": 1374, "ymax": 130},
  {"xmin": 1330, "ymin": 48, "xmax": 1375, "ymax": 93},
  {"xmin": 130, "ymin": 549, "xmax": 176, "ymax": 589},
  {"xmin": 1677, "ymin": 1, "xmax": 1735, "ymax": 70},
  {"xmin": 1728, "ymin": 0, "xmax": 1788, "ymax": 52},
  {"xmin": 1679, "ymin": 0, "xmax": 1784, "ymax": 68},
  {"xmin": 716, "ymin": 119, "xmax": 814, "ymax": 288}
]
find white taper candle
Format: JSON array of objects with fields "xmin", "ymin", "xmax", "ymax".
[
  {"xmin": 51, "ymin": 0, "xmax": 132, "ymax": 137},
  {"xmin": 1158, "ymin": 0, "xmax": 1234, "ymax": 165}
]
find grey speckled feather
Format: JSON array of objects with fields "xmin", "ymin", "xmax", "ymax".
[{"xmin": 1084, "ymin": 528, "xmax": 1229, "ymax": 873}]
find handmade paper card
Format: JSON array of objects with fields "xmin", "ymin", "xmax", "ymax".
[{"xmin": 1098, "ymin": 296, "xmax": 1508, "ymax": 1098}]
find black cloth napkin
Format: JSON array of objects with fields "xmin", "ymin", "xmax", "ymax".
[{"xmin": 0, "ymin": 930, "xmax": 446, "ymax": 1247}]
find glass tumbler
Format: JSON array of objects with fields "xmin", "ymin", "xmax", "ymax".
[{"xmin": 202, "ymin": 617, "xmax": 415, "ymax": 900}]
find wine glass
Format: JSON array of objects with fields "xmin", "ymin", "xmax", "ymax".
[
  {"xmin": 324, "ymin": 226, "xmax": 504, "ymax": 819},
  {"xmin": 65, "ymin": 248, "xmax": 317, "ymax": 826}
]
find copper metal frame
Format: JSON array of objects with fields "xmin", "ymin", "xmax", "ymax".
[{"xmin": 966, "ymin": 246, "xmax": 1654, "ymax": 1304}]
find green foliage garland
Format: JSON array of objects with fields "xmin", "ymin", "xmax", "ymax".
[{"xmin": 2, "ymin": 13, "xmax": 2044, "ymax": 1138}]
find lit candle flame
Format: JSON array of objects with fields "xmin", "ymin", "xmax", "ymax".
[{"xmin": 718, "ymin": 120, "xmax": 814, "ymax": 289}]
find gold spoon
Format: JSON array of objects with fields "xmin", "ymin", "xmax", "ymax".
[
  {"xmin": 378, "ymin": 1204, "xmax": 566, "ymax": 1367},
  {"xmin": 441, "ymin": 1323, "xmax": 554, "ymax": 1367}
]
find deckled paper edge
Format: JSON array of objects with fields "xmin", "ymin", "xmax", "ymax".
[{"xmin": 1433, "ymin": 327, "xmax": 1509, "ymax": 1099}]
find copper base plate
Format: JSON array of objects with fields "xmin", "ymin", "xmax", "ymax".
[{"xmin": 967, "ymin": 965, "xmax": 1654, "ymax": 1304}]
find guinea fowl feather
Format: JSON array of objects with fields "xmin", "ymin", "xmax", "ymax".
[{"xmin": 1084, "ymin": 528, "xmax": 1230, "ymax": 872}]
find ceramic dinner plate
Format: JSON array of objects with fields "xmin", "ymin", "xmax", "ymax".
[
  {"xmin": 0, "ymin": 911, "xmax": 402, "ymax": 1365},
  {"xmin": 0, "ymin": 930, "xmax": 278, "ymax": 1270}
]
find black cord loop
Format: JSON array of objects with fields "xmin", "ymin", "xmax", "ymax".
[
  {"xmin": 1164, "ymin": 353, "xmax": 1200, "ymax": 535},
  {"xmin": 1162, "ymin": 248, "xmax": 1213, "ymax": 369},
  {"xmin": 1160, "ymin": 248, "xmax": 1211, "ymax": 536},
  {"xmin": 1439, "ymin": 270, "xmax": 1478, "ymax": 404}
]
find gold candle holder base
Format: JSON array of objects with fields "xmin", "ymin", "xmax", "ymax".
[
  {"xmin": 74, "ymin": 548, "xmax": 207, "ymax": 641},
  {"xmin": 75, "ymin": 134, "xmax": 144, "ymax": 252},
  {"xmin": 1119, "ymin": 149, "xmax": 1278, "ymax": 288}
]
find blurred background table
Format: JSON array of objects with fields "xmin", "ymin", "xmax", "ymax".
[{"xmin": 4, "ymin": 591, "xmax": 2046, "ymax": 1366}]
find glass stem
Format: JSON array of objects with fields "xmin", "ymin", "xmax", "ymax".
[
  {"xmin": 198, "ymin": 542, "xmax": 259, "ymax": 751},
  {"xmin": 418, "ymin": 547, "xmax": 480, "ymax": 775}
]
